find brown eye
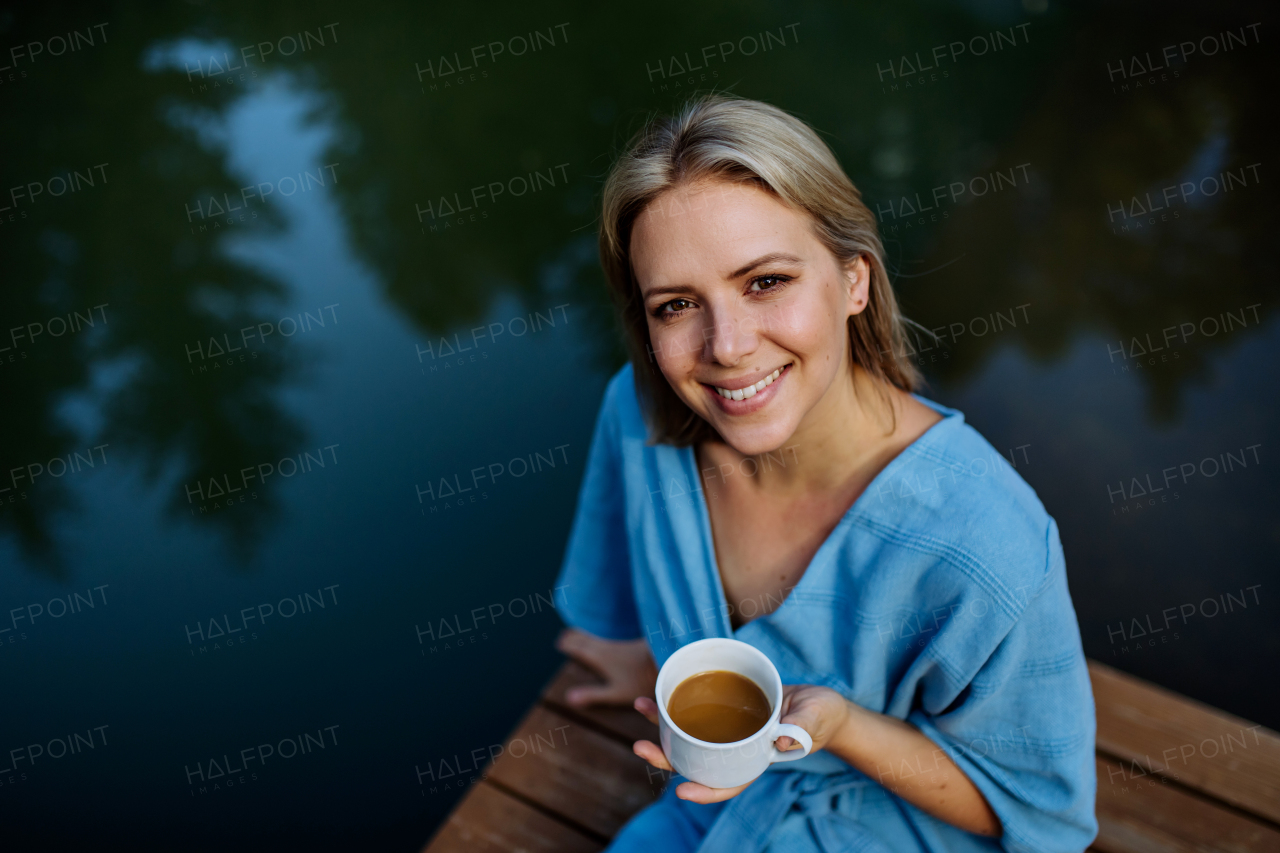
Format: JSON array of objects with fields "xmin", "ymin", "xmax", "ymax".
[
  {"xmin": 749, "ymin": 275, "xmax": 790, "ymax": 292},
  {"xmin": 659, "ymin": 298, "xmax": 692, "ymax": 316}
]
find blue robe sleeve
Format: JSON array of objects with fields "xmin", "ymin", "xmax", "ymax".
[
  {"xmin": 553, "ymin": 373, "xmax": 642, "ymax": 640},
  {"xmin": 907, "ymin": 520, "xmax": 1098, "ymax": 853}
]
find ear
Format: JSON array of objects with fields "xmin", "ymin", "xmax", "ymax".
[{"xmin": 842, "ymin": 255, "xmax": 871, "ymax": 317}]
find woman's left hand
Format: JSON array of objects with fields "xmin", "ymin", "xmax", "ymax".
[{"xmin": 631, "ymin": 684, "xmax": 852, "ymax": 804}]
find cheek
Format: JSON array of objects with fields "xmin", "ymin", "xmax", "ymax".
[
  {"xmin": 655, "ymin": 348, "xmax": 696, "ymax": 398},
  {"xmin": 649, "ymin": 321, "xmax": 703, "ymax": 371},
  {"xmin": 776, "ymin": 293, "xmax": 845, "ymax": 358}
]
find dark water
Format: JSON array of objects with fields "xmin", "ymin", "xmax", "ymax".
[{"xmin": 1, "ymin": 1, "xmax": 1275, "ymax": 849}]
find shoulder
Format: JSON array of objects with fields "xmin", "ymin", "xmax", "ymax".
[
  {"xmin": 855, "ymin": 395, "xmax": 1056, "ymax": 616},
  {"xmin": 601, "ymin": 361, "xmax": 651, "ymax": 442},
  {"xmin": 602, "ymin": 361, "xmax": 635, "ymax": 406}
]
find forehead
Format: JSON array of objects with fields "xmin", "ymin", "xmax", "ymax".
[{"xmin": 629, "ymin": 179, "xmax": 816, "ymax": 286}]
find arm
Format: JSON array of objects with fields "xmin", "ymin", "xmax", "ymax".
[
  {"xmin": 821, "ymin": 692, "xmax": 1001, "ymax": 836},
  {"xmin": 631, "ymin": 685, "xmax": 1000, "ymax": 837},
  {"xmin": 553, "ymin": 368, "xmax": 644, "ymax": 642}
]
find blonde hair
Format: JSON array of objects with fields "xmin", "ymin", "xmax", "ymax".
[{"xmin": 600, "ymin": 94, "xmax": 920, "ymax": 446}]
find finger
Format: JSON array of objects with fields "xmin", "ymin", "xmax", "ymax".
[
  {"xmin": 780, "ymin": 709, "xmax": 820, "ymax": 732},
  {"xmin": 633, "ymin": 739, "xmax": 672, "ymax": 772},
  {"xmin": 634, "ymin": 697, "xmax": 660, "ymax": 725},
  {"xmin": 554, "ymin": 628, "xmax": 584, "ymax": 651},
  {"xmin": 555, "ymin": 629, "xmax": 600, "ymax": 664},
  {"xmin": 674, "ymin": 777, "xmax": 754, "ymax": 804},
  {"xmin": 778, "ymin": 713, "xmax": 820, "ymax": 752},
  {"xmin": 564, "ymin": 683, "xmax": 631, "ymax": 708}
]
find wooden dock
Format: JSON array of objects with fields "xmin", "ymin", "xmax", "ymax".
[{"xmin": 422, "ymin": 660, "xmax": 1280, "ymax": 852}]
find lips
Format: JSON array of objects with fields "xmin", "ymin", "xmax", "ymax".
[
  {"xmin": 710, "ymin": 365, "xmax": 785, "ymax": 401},
  {"xmin": 701, "ymin": 363, "xmax": 792, "ymax": 414}
]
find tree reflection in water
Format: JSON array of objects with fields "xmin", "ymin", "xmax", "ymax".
[{"xmin": 1, "ymin": 1, "xmax": 1275, "ymax": 573}]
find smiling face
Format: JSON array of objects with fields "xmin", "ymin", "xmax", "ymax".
[{"xmin": 630, "ymin": 178, "xmax": 870, "ymax": 456}]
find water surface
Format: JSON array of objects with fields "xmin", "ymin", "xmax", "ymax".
[{"xmin": 1, "ymin": 1, "xmax": 1276, "ymax": 849}]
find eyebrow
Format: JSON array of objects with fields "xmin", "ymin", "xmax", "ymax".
[
  {"xmin": 641, "ymin": 252, "xmax": 806, "ymax": 300},
  {"xmin": 728, "ymin": 252, "xmax": 805, "ymax": 280}
]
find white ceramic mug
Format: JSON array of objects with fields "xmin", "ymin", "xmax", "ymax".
[{"xmin": 655, "ymin": 637, "xmax": 813, "ymax": 788}]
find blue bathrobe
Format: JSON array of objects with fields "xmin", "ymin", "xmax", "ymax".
[{"xmin": 555, "ymin": 363, "xmax": 1098, "ymax": 853}]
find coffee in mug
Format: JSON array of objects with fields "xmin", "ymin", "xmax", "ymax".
[
  {"xmin": 655, "ymin": 638, "xmax": 813, "ymax": 788},
  {"xmin": 667, "ymin": 670, "xmax": 771, "ymax": 743}
]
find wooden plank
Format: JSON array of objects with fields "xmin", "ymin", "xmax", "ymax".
[
  {"xmin": 422, "ymin": 780, "xmax": 602, "ymax": 853},
  {"xmin": 1092, "ymin": 756, "xmax": 1280, "ymax": 853},
  {"xmin": 485, "ymin": 703, "xmax": 662, "ymax": 839},
  {"xmin": 424, "ymin": 660, "xmax": 1280, "ymax": 853},
  {"xmin": 541, "ymin": 659, "xmax": 660, "ymax": 745},
  {"xmin": 1089, "ymin": 660, "xmax": 1280, "ymax": 823}
]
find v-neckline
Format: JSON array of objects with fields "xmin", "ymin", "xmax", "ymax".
[{"xmin": 682, "ymin": 398, "xmax": 959, "ymax": 638}]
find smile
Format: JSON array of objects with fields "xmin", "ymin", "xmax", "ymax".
[
  {"xmin": 713, "ymin": 366, "xmax": 784, "ymax": 400},
  {"xmin": 701, "ymin": 361, "xmax": 788, "ymax": 409}
]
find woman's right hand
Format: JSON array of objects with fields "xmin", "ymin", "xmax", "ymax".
[
  {"xmin": 554, "ymin": 628, "xmax": 658, "ymax": 708},
  {"xmin": 630, "ymin": 697, "xmax": 759, "ymax": 803}
]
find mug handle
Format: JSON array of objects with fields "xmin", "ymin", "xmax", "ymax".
[{"xmin": 769, "ymin": 723, "xmax": 813, "ymax": 763}]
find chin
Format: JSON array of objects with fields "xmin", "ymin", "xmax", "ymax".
[{"xmin": 705, "ymin": 417, "xmax": 798, "ymax": 457}]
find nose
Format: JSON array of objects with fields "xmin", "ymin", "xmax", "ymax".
[{"xmin": 702, "ymin": 301, "xmax": 760, "ymax": 367}]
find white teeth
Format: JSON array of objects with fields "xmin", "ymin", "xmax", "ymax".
[{"xmin": 715, "ymin": 366, "xmax": 784, "ymax": 400}]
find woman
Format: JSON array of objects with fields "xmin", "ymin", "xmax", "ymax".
[{"xmin": 554, "ymin": 95, "xmax": 1097, "ymax": 853}]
